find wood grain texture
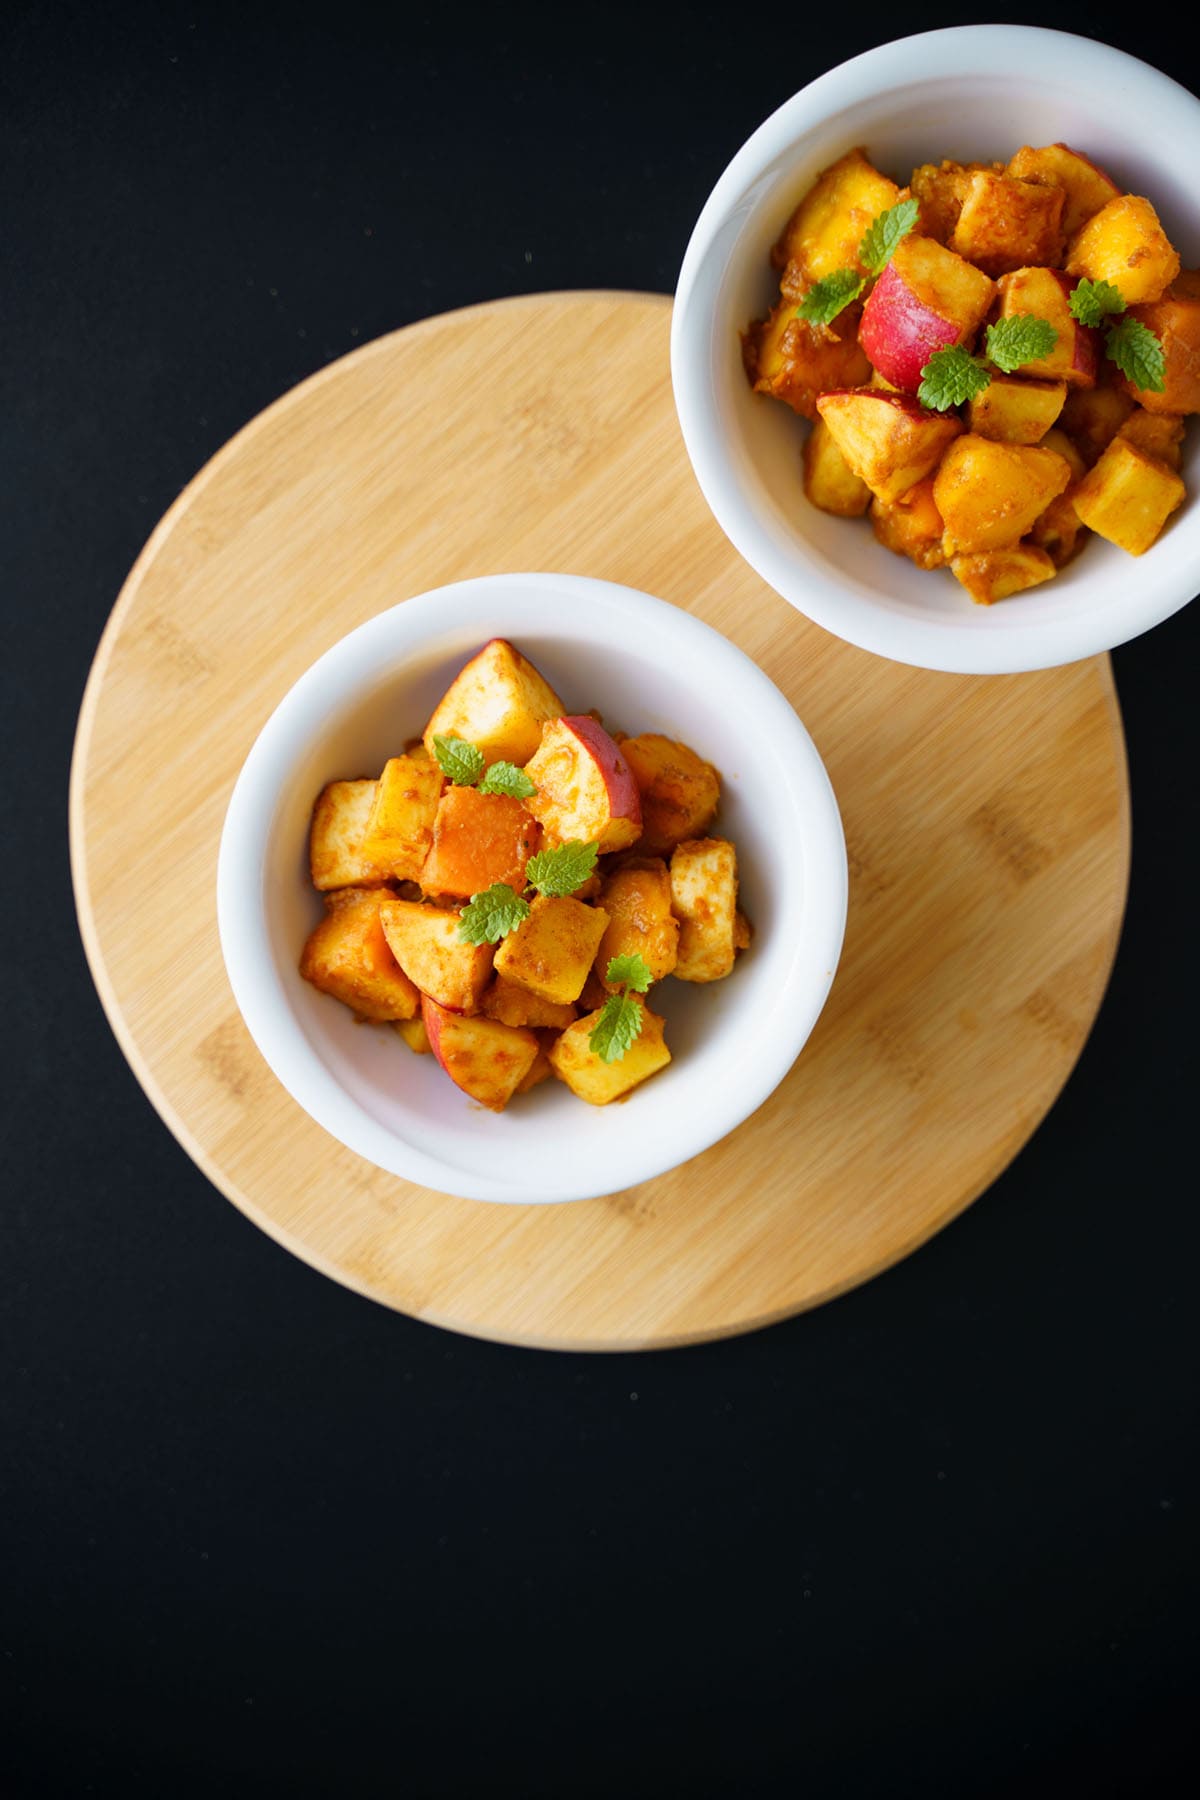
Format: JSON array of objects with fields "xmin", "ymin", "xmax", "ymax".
[{"xmin": 69, "ymin": 292, "xmax": 1130, "ymax": 1349}]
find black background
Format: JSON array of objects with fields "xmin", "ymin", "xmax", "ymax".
[{"xmin": 3, "ymin": 2, "xmax": 1197, "ymax": 1795}]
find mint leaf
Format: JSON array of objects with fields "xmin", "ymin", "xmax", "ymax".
[
  {"xmin": 588, "ymin": 993, "xmax": 645, "ymax": 1064},
  {"xmin": 984, "ymin": 314, "xmax": 1058, "ymax": 373},
  {"xmin": 457, "ymin": 883, "xmax": 530, "ymax": 945},
  {"xmin": 795, "ymin": 268, "xmax": 864, "ymax": 327},
  {"xmin": 605, "ymin": 952, "xmax": 653, "ymax": 994},
  {"xmin": 1104, "ymin": 316, "xmax": 1166, "ymax": 392},
  {"xmin": 858, "ymin": 198, "xmax": 920, "ymax": 276},
  {"xmin": 525, "ymin": 840, "xmax": 599, "ymax": 898},
  {"xmin": 431, "ymin": 734, "xmax": 485, "ymax": 786},
  {"xmin": 477, "ymin": 760, "xmax": 536, "ymax": 799},
  {"xmin": 1069, "ymin": 278, "xmax": 1126, "ymax": 328},
  {"xmin": 917, "ymin": 346, "xmax": 992, "ymax": 411}
]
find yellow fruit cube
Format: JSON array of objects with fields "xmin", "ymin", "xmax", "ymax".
[
  {"xmin": 360, "ymin": 752, "xmax": 444, "ymax": 879},
  {"xmin": 548, "ymin": 1005, "xmax": 671, "ymax": 1105},
  {"xmin": 933, "ymin": 436, "xmax": 1072, "ymax": 555},
  {"xmin": 494, "ymin": 895, "xmax": 610, "ymax": 1006},
  {"xmin": 950, "ymin": 547, "xmax": 1057, "ymax": 605},
  {"xmin": 422, "ymin": 638, "xmax": 564, "ymax": 766},
  {"xmin": 300, "ymin": 888, "xmax": 420, "ymax": 1020},
  {"xmin": 1065, "ymin": 195, "xmax": 1180, "ymax": 306},
  {"xmin": 802, "ymin": 418, "xmax": 873, "ymax": 516},
  {"xmin": 377, "ymin": 899, "xmax": 494, "ymax": 1013},
  {"xmin": 1071, "ymin": 437, "xmax": 1185, "ymax": 555},
  {"xmin": 595, "ymin": 862, "xmax": 679, "ymax": 986},
  {"xmin": 669, "ymin": 838, "xmax": 739, "ymax": 983},
  {"xmin": 309, "ymin": 779, "xmax": 388, "ymax": 890}
]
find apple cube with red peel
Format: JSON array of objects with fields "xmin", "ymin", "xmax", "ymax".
[
  {"xmin": 595, "ymin": 862, "xmax": 680, "ymax": 986},
  {"xmin": 816, "ymin": 389, "xmax": 963, "ymax": 505},
  {"xmin": 422, "ymin": 638, "xmax": 564, "ymax": 767},
  {"xmin": 869, "ymin": 479, "xmax": 947, "ymax": 570},
  {"xmin": 949, "ymin": 547, "xmax": 1058, "ymax": 605},
  {"xmin": 493, "ymin": 895, "xmax": 610, "ymax": 1006},
  {"xmin": 300, "ymin": 888, "xmax": 420, "ymax": 1021},
  {"xmin": 802, "ymin": 417, "xmax": 873, "ymax": 516},
  {"xmin": 1066, "ymin": 195, "xmax": 1180, "ymax": 307},
  {"xmin": 377, "ymin": 899, "xmax": 494, "ymax": 1013},
  {"xmin": 481, "ymin": 976, "xmax": 577, "ymax": 1031},
  {"xmin": 949, "ymin": 169, "xmax": 1065, "ymax": 276},
  {"xmin": 524, "ymin": 715, "xmax": 642, "ymax": 853},
  {"xmin": 669, "ymin": 838, "xmax": 739, "ymax": 984},
  {"xmin": 745, "ymin": 302, "xmax": 871, "ymax": 420},
  {"xmin": 1118, "ymin": 272, "xmax": 1200, "ymax": 415},
  {"xmin": 309, "ymin": 779, "xmax": 389, "ymax": 890},
  {"xmin": 548, "ymin": 1003, "xmax": 672, "ymax": 1106},
  {"xmin": 1071, "ymin": 437, "xmax": 1185, "ymax": 555},
  {"xmin": 420, "ymin": 998, "xmax": 539, "ymax": 1112},
  {"xmin": 772, "ymin": 147, "xmax": 900, "ymax": 282},
  {"xmin": 1006, "ymin": 143, "xmax": 1121, "ymax": 241},
  {"xmin": 617, "ymin": 734, "xmax": 720, "ymax": 857},
  {"xmin": 1059, "ymin": 383, "xmax": 1135, "ymax": 464},
  {"xmin": 858, "ymin": 235, "xmax": 996, "ymax": 394},
  {"xmin": 967, "ymin": 373, "xmax": 1067, "ymax": 444},
  {"xmin": 934, "ymin": 436, "xmax": 1072, "ymax": 555},
  {"xmin": 360, "ymin": 751, "xmax": 444, "ymax": 879},
  {"xmin": 994, "ymin": 268, "xmax": 1100, "ymax": 387},
  {"xmin": 1116, "ymin": 409, "xmax": 1185, "ymax": 470},
  {"xmin": 419, "ymin": 786, "xmax": 538, "ymax": 900}
]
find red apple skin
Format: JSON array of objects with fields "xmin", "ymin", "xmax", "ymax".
[
  {"xmin": 859, "ymin": 260, "xmax": 966, "ymax": 393},
  {"xmin": 421, "ymin": 995, "xmax": 454, "ymax": 1074},
  {"xmin": 526, "ymin": 715, "xmax": 643, "ymax": 851},
  {"xmin": 1047, "ymin": 269, "xmax": 1101, "ymax": 384}
]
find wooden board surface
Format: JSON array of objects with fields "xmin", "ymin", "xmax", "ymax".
[{"xmin": 70, "ymin": 292, "xmax": 1130, "ymax": 1350}]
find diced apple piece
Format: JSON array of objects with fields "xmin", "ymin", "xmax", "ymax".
[
  {"xmin": 859, "ymin": 235, "xmax": 996, "ymax": 393},
  {"xmin": 802, "ymin": 417, "xmax": 873, "ymax": 516},
  {"xmin": 1059, "ymin": 383, "xmax": 1135, "ymax": 464},
  {"xmin": 1028, "ymin": 492, "xmax": 1086, "ymax": 569},
  {"xmin": 422, "ymin": 638, "xmax": 564, "ymax": 766},
  {"xmin": 395, "ymin": 1016, "xmax": 432, "ymax": 1054},
  {"xmin": 950, "ymin": 547, "xmax": 1057, "ymax": 604},
  {"xmin": 360, "ymin": 752, "xmax": 444, "ymax": 879},
  {"xmin": 1117, "ymin": 273, "xmax": 1200, "ymax": 414},
  {"xmin": 300, "ymin": 888, "xmax": 420, "ymax": 1021},
  {"xmin": 967, "ymin": 374, "xmax": 1067, "ymax": 443},
  {"xmin": 309, "ymin": 779, "xmax": 388, "ymax": 890},
  {"xmin": 1066, "ymin": 195, "xmax": 1180, "ymax": 306},
  {"xmin": 816, "ymin": 389, "xmax": 963, "ymax": 504},
  {"xmin": 421, "ymin": 998, "xmax": 539, "ymax": 1112},
  {"xmin": 994, "ymin": 268, "xmax": 1100, "ymax": 387},
  {"xmin": 378, "ymin": 899, "xmax": 494, "ymax": 1013},
  {"xmin": 419, "ymin": 787, "xmax": 538, "ymax": 901},
  {"xmin": 493, "ymin": 895, "xmax": 610, "ymax": 1007},
  {"xmin": 524, "ymin": 716, "xmax": 642, "ymax": 853},
  {"xmin": 744, "ymin": 301, "xmax": 871, "ymax": 419},
  {"xmin": 869, "ymin": 478, "xmax": 947, "ymax": 570},
  {"xmin": 1116, "ymin": 408, "xmax": 1185, "ymax": 470},
  {"xmin": 481, "ymin": 975, "xmax": 577, "ymax": 1030},
  {"xmin": 1071, "ymin": 437, "xmax": 1185, "ymax": 555},
  {"xmin": 595, "ymin": 862, "xmax": 680, "ymax": 986},
  {"xmin": 949, "ymin": 169, "xmax": 1065, "ymax": 276},
  {"xmin": 669, "ymin": 838, "xmax": 738, "ymax": 984},
  {"xmin": 1039, "ymin": 427, "xmax": 1088, "ymax": 484},
  {"xmin": 617, "ymin": 733, "xmax": 720, "ymax": 857},
  {"xmin": 772, "ymin": 148, "xmax": 901, "ymax": 281},
  {"xmin": 907, "ymin": 160, "xmax": 976, "ymax": 244},
  {"xmin": 1007, "ymin": 143, "xmax": 1121, "ymax": 240},
  {"xmin": 933, "ymin": 436, "xmax": 1072, "ymax": 555},
  {"xmin": 548, "ymin": 1003, "xmax": 671, "ymax": 1106}
]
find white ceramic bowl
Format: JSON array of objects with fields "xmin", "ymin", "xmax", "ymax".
[
  {"xmin": 671, "ymin": 25, "xmax": 1200, "ymax": 674},
  {"xmin": 217, "ymin": 574, "xmax": 847, "ymax": 1204}
]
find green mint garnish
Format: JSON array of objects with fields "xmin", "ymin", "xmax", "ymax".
[
  {"xmin": 795, "ymin": 269, "xmax": 865, "ymax": 327},
  {"xmin": 1104, "ymin": 316, "xmax": 1166, "ymax": 392},
  {"xmin": 432, "ymin": 734, "xmax": 486, "ymax": 786},
  {"xmin": 604, "ymin": 952, "xmax": 652, "ymax": 994},
  {"xmin": 588, "ymin": 993, "xmax": 646, "ymax": 1064},
  {"xmin": 984, "ymin": 314, "xmax": 1059, "ymax": 373},
  {"xmin": 457, "ymin": 883, "xmax": 531, "ymax": 945},
  {"xmin": 917, "ymin": 346, "xmax": 993, "ymax": 411},
  {"xmin": 477, "ymin": 761, "xmax": 536, "ymax": 799},
  {"xmin": 525, "ymin": 840, "xmax": 599, "ymax": 898},
  {"xmin": 1068, "ymin": 278, "xmax": 1126, "ymax": 328},
  {"xmin": 858, "ymin": 198, "xmax": 920, "ymax": 276}
]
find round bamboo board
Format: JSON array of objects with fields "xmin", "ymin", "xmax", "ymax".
[{"xmin": 70, "ymin": 292, "xmax": 1130, "ymax": 1350}]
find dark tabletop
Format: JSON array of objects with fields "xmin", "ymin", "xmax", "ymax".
[{"xmin": 3, "ymin": 2, "xmax": 1196, "ymax": 1794}]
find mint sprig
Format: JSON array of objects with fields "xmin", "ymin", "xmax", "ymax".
[
  {"xmin": 858, "ymin": 198, "xmax": 920, "ymax": 276},
  {"xmin": 432, "ymin": 734, "xmax": 486, "ymax": 786},
  {"xmin": 478, "ymin": 761, "xmax": 536, "ymax": 799},
  {"xmin": 795, "ymin": 268, "xmax": 864, "ymax": 328},
  {"xmin": 1104, "ymin": 316, "xmax": 1166, "ymax": 392},
  {"xmin": 604, "ymin": 952, "xmax": 652, "ymax": 994},
  {"xmin": 1069, "ymin": 278, "xmax": 1126, "ymax": 329},
  {"xmin": 588, "ymin": 954, "xmax": 654, "ymax": 1064},
  {"xmin": 457, "ymin": 883, "xmax": 530, "ymax": 945},
  {"xmin": 985, "ymin": 314, "xmax": 1058, "ymax": 374},
  {"xmin": 917, "ymin": 347, "xmax": 993, "ymax": 411},
  {"xmin": 525, "ymin": 840, "xmax": 598, "ymax": 898}
]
